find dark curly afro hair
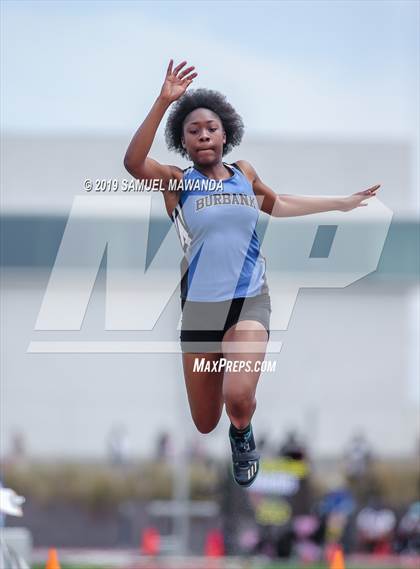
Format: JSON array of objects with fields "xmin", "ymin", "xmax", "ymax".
[{"xmin": 164, "ymin": 88, "xmax": 244, "ymax": 159}]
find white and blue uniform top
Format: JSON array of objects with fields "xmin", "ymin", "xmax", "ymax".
[{"xmin": 171, "ymin": 162, "xmax": 269, "ymax": 302}]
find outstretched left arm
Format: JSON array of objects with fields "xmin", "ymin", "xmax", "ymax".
[{"xmin": 236, "ymin": 160, "xmax": 381, "ymax": 218}]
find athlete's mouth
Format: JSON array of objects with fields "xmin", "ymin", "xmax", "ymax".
[{"xmin": 197, "ymin": 148, "xmax": 214, "ymax": 153}]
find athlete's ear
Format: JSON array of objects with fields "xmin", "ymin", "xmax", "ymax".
[
  {"xmin": 222, "ymin": 131, "xmax": 226, "ymax": 145},
  {"xmin": 181, "ymin": 136, "xmax": 186, "ymax": 149}
]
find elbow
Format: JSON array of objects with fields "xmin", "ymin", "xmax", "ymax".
[
  {"xmin": 272, "ymin": 196, "xmax": 285, "ymax": 217},
  {"xmin": 123, "ymin": 154, "xmax": 143, "ymax": 178},
  {"xmin": 123, "ymin": 153, "xmax": 134, "ymax": 174}
]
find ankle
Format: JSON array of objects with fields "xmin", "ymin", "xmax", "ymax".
[{"xmin": 230, "ymin": 422, "xmax": 251, "ymax": 436}]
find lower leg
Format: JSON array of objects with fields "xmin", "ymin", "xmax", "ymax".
[
  {"xmin": 222, "ymin": 320, "xmax": 268, "ymax": 430},
  {"xmin": 221, "ymin": 321, "xmax": 268, "ymax": 487}
]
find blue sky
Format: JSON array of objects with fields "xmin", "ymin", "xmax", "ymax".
[{"xmin": 1, "ymin": 0, "xmax": 418, "ymax": 138}]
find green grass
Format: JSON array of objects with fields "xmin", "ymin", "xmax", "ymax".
[
  {"xmin": 259, "ymin": 565, "xmax": 400, "ymax": 569},
  {"xmin": 32, "ymin": 563, "xmax": 400, "ymax": 569}
]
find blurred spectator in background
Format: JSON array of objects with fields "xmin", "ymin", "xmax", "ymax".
[
  {"xmin": 278, "ymin": 429, "xmax": 307, "ymax": 461},
  {"xmin": 344, "ymin": 431, "xmax": 373, "ymax": 482},
  {"xmin": 292, "ymin": 514, "xmax": 322, "ymax": 563},
  {"xmin": 313, "ymin": 482, "xmax": 356, "ymax": 554},
  {"xmin": 343, "ymin": 431, "xmax": 378, "ymax": 506},
  {"xmin": 155, "ymin": 431, "xmax": 173, "ymax": 462},
  {"xmin": 0, "ymin": 485, "xmax": 28, "ymax": 568},
  {"xmin": 0, "ymin": 478, "xmax": 4, "ymax": 528},
  {"xmin": 395, "ymin": 501, "xmax": 420, "ymax": 555},
  {"xmin": 355, "ymin": 499, "xmax": 397, "ymax": 555},
  {"xmin": 106, "ymin": 424, "xmax": 131, "ymax": 466},
  {"xmin": 7, "ymin": 431, "xmax": 26, "ymax": 465}
]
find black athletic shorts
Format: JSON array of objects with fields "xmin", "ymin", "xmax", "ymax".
[{"xmin": 180, "ymin": 292, "xmax": 272, "ymax": 353}]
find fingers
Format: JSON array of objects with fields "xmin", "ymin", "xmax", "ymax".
[
  {"xmin": 359, "ymin": 185, "xmax": 380, "ymax": 200},
  {"xmin": 355, "ymin": 184, "xmax": 381, "ymax": 208},
  {"xmin": 365, "ymin": 184, "xmax": 381, "ymax": 194},
  {"xmin": 182, "ymin": 72, "xmax": 198, "ymax": 83},
  {"xmin": 166, "ymin": 59, "xmax": 173, "ymax": 76},
  {"xmin": 179, "ymin": 66, "xmax": 195, "ymax": 79},
  {"xmin": 173, "ymin": 60, "xmax": 187, "ymax": 75},
  {"xmin": 358, "ymin": 184, "xmax": 380, "ymax": 195},
  {"xmin": 167, "ymin": 60, "xmax": 197, "ymax": 85}
]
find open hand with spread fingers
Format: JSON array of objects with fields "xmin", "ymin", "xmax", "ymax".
[
  {"xmin": 159, "ymin": 59, "xmax": 198, "ymax": 104},
  {"xmin": 340, "ymin": 184, "xmax": 381, "ymax": 212}
]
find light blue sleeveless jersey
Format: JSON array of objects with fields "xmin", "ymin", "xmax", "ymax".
[{"xmin": 171, "ymin": 162, "xmax": 269, "ymax": 302}]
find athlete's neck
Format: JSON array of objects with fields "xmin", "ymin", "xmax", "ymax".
[{"xmin": 193, "ymin": 161, "xmax": 233, "ymax": 181}]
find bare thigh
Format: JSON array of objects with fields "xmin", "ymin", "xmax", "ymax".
[{"xmin": 182, "ymin": 352, "xmax": 225, "ymax": 434}]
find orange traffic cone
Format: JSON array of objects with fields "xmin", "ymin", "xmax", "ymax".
[
  {"xmin": 330, "ymin": 545, "xmax": 346, "ymax": 569},
  {"xmin": 45, "ymin": 548, "xmax": 61, "ymax": 569},
  {"xmin": 204, "ymin": 529, "xmax": 225, "ymax": 557}
]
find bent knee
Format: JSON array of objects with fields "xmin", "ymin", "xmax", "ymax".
[
  {"xmin": 224, "ymin": 392, "xmax": 256, "ymax": 415},
  {"xmin": 190, "ymin": 411, "xmax": 221, "ymax": 434},
  {"xmin": 224, "ymin": 387, "xmax": 255, "ymax": 407},
  {"xmin": 194, "ymin": 420, "xmax": 218, "ymax": 435}
]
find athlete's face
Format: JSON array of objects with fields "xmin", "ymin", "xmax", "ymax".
[{"xmin": 181, "ymin": 108, "xmax": 226, "ymax": 165}]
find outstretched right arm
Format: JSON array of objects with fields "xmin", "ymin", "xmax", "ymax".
[{"xmin": 123, "ymin": 59, "xmax": 197, "ymax": 184}]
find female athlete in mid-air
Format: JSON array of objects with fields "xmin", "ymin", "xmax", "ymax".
[{"xmin": 124, "ymin": 59, "xmax": 380, "ymax": 487}]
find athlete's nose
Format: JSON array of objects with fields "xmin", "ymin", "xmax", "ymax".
[{"xmin": 199, "ymin": 130, "xmax": 210, "ymax": 142}]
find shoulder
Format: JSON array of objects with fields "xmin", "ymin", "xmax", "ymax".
[{"xmin": 233, "ymin": 160, "xmax": 258, "ymax": 185}]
